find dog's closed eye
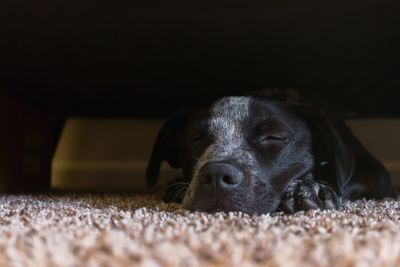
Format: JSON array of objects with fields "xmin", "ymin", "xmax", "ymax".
[
  {"xmin": 251, "ymin": 121, "xmax": 291, "ymax": 146},
  {"xmin": 258, "ymin": 134, "xmax": 290, "ymax": 144}
]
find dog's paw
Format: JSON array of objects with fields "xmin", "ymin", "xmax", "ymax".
[{"xmin": 279, "ymin": 179, "xmax": 341, "ymax": 213}]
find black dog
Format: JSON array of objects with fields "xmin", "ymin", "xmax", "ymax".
[{"xmin": 145, "ymin": 92, "xmax": 393, "ymax": 214}]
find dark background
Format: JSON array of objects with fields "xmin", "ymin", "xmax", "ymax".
[{"xmin": 1, "ymin": 0, "xmax": 400, "ymax": 118}]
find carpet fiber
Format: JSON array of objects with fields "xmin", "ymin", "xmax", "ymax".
[{"xmin": 0, "ymin": 194, "xmax": 399, "ymax": 267}]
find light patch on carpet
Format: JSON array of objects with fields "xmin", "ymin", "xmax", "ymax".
[{"xmin": 0, "ymin": 194, "xmax": 399, "ymax": 267}]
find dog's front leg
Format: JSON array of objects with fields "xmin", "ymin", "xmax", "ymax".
[{"xmin": 278, "ymin": 179, "xmax": 341, "ymax": 213}]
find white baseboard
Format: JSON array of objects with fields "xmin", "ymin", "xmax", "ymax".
[{"xmin": 52, "ymin": 161, "xmax": 180, "ymax": 192}]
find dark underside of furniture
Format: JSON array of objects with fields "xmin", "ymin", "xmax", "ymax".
[{"xmin": 0, "ymin": 0, "xmax": 400, "ymax": 118}]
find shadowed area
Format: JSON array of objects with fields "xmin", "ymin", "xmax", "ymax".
[{"xmin": 1, "ymin": 0, "xmax": 400, "ymax": 117}]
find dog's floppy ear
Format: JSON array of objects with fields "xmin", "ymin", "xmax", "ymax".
[
  {"xmin": 145, "ymin": 109, "xmax": 192, "ymax": 187},
  {"xmin": 298, "ymin": 106, "xmax": 355, "ymax": 194}
]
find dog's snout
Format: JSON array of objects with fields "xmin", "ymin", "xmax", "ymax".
[{"xmin": 200, "ymin": 162, "xmax": 244, "ymax": 189}]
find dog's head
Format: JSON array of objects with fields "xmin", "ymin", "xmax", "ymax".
[{"xmin": 146, "ymin": 96, "xmax": 354, "ymax": 214}]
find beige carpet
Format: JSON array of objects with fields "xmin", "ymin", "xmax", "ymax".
[{"xmin": 0, "ymin": 194, "xmax": 399, "ymax": 267}]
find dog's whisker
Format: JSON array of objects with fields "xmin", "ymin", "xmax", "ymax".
[
  {"xmin": 171, "ymin": 187, "xmax": 189, "ymax": 202},
  {"xmin": 175, "ymin": 187, "xmax": 188, "ymax": 196},
  {"xmin": 156, "ymin": 182, "xmax": 190, "ymax": 195},
  {"xmin": 192, "ymin": 155, "xmax": 205, "ymax": 165}
]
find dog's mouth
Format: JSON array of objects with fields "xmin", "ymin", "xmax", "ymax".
[{"xmin": 181, "ymin": 186, "xmax": 281, "ymax": 214}]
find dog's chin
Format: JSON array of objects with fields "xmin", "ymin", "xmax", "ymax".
[{"xmin": 182, "ymin": 196, "xmax": 280, "ymax": 215}]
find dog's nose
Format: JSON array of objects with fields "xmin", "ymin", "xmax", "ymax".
[{"xmin": 200, "ymin": 162, "xmax": 244, "ymax": 189}]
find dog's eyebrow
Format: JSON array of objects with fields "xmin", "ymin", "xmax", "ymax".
[{"xmin": 252, "ymin": 118, "xmax": 284, "ymax": 129}]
